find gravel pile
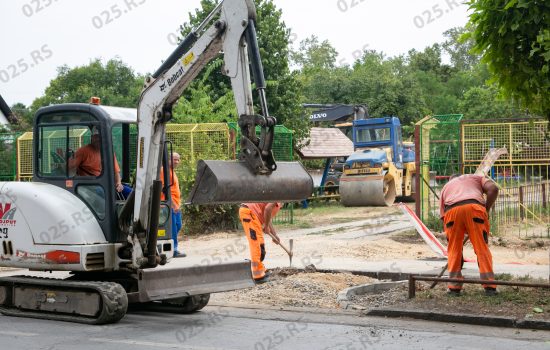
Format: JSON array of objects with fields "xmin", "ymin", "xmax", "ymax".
[
  {"xmin": 349, "ymin": 285, "xmax": 409, "ymax": 309},
  {"xmin": 211, "ymin": 267, "xmax": 376, "ymax": 309}
]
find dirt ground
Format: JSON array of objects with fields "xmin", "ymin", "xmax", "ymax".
[
  {"xmin": 353, "ymin": 281, "xmax": 550, "ymax": 321},
  {"xmin": 211, "ymin": 267, "xmax": 377, "ymax": 309},
  {"xmin": 184, "ymin": 203, "xmax": 550, "ymax": 266},
  {"xmin": 211, "ymin": 267, "xmax": 550, "ymax": 321},
  {"xmin": 194, "ymin": 203, "xmax": 550, "ymax": 319}
]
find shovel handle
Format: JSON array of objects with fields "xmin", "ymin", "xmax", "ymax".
[
  {"xmin": 430, "ymin": 236, "xmax": 470, "ymax": 289},
  {"xmin": 265, "ymin": 231, "xmax": 292, "ymax": 256}
]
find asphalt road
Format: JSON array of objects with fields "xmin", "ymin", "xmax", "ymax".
[{"xmin": 1, "ymin": 303, "xmax": 548, "ymax": 350}]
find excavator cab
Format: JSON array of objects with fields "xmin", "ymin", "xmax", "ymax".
[{"xmin": 33, "ymin": 103, "xmax": 172, "ymax": 247}]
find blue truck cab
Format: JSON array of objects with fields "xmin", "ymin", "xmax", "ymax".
[{"xmin": 346, "ymin": 116, "xmax": 404, "ymax": 169}]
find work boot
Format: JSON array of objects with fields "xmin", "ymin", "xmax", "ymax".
[
  {"xmin": 173, "ymin": 251, "xmax": 187, "ymax": 258},
  {"xmin": 484, "ymin": 287, "xmax": 498, "ymax": 296},
  {"xmin": 447, "ymin": 289, "xmax": 461, "ymax": 297},
  {"xmin": 254, "ymin": 271, "xmax": 271, "ymax": 284}
]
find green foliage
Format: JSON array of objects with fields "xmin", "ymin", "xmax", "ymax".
[
  {"xmin": 458, "ymin": 85, "xmax": 518, "ymax": 119},
  {"xmin": 442, "ymin": 26, "xmax": 480, "ymax": 71},
  {"xmin": 295, "ymin": 24, "xmax": 533, "ymax": 133},
  {"xmin": 183, "ymin": 204, "xmax": 239, "ymax": 234},
  {"xmin": 291, "ymin": 35, "xmax": 338, "ymax": 72},
  {"xmin": 9, "ymin": 103, "xmax": 33, "ymax": 130},
  {"xmin": 172, "ymin": 80, "xmax": 237, "ymax": 124},
  {"xmin": 178, "ymin": 0, "xmax": 308, "ymax": 142},
  {"xmin": 467, "ymin": 0, "xmax": 550, "ymax": 119},
  {"xmin": 30, "ymin": 59, "xmax": 144, "ymax": 113},
  {"xmin": 0, "ymin": 128, "xmax": 18, "ymax": 180},
  {"xmin": 176, "ymin": 137, "xmax": 239, "ymax": 234}
]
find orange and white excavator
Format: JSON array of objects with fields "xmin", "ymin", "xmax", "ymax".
[{"xmin": 0, "ymin": 0, "xmax": 312, "ymax": 324}]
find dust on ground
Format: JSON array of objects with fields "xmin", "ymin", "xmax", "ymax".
[{"xmin": 210, "ymin": 267, "xmax": 376, "ymax": 309}]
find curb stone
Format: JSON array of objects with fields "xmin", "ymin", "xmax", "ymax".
[
  {"xmin": 338, "ymin": 280, "xmax": 408, "ymax": 310},
  {"xmin": 365, "ymin": 308, "xmax": 550, "ymax": 330}
]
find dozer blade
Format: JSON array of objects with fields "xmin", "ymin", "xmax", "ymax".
[
  {"xmin": 340, "ymin": 173, "xmax": 396, "ymax": 207},
  {"xmin": 188, "ymin": 160, "xmax": 313, "ymax": 204},
  {"xmin": 129, "ymin": 260, "xmax": 255, "ymax": 303}
]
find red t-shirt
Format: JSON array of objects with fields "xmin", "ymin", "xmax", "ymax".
[
  {"xmin": 244, "ymin": 202, "xmax": 282, "ymax": 225},
  {"xmin": 440, "ymin": 174, "xmax": 489, "ymax": 218}
]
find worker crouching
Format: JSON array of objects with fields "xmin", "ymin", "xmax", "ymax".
[
  {"xmin": 440, "ymin": 174, "xmax": 499, "ymax": 296},
  {"xmin": 239, "ymin": 203, "xmax": 282, "ymax": 283}
]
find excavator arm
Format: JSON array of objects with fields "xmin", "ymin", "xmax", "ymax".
[{"xmin": 125, "ymin": 0, "xmax": 312, "ymax": 269}]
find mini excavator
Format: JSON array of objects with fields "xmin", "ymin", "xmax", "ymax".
[{"xmin": 0, "ymin": 0, "xmax": 312, "ymax": 324}]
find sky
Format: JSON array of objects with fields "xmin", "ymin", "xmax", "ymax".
[{"xmin": 0, "ymin": 0, "xmax": 470, "ymax": 106}]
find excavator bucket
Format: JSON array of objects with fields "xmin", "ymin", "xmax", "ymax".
[{"xmin": 188, "ymin": 160, "xmax": 313, "ymax": 204}]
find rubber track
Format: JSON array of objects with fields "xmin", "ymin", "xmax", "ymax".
[
  {"xmin": 162, "ymin": 294, "xmax": 210, "ymax": 313},
  {"xmin": 0, "ymin": 276, "xmax": 128, "ymax": 324}
]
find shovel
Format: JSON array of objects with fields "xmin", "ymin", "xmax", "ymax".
[
  {"xmin": 430, "ymin": 236, "xmax": 470, "ymax": 289},
  {"xmin": 266, "ymin": 231, "xmax": 294, "ymax": 267}
]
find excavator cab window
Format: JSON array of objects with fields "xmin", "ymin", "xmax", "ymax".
[{"xmin": 37, "ymin": 124, "xmax": 104, "ymax": 179}]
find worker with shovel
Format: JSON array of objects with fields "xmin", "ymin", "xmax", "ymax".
[
  {"xmin": 440, "ymin": 174, "xmax": 499, "ymax": 296},
  {"xmin": 239, "ymin": 203, "xmax": 282, "ymax": 283}
]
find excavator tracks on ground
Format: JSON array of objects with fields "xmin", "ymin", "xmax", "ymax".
[
  {"xmin": 0, "ymin": 276, "xmax": 128, "ymax": 324},
  {"xmin": 161, "ymin": 294, "xmax": 211, "ymax": 313}
]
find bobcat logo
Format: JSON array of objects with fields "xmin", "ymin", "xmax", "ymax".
[{"xmin": 0, "ymin": 203, "xmax": 17, "ymax": 225}]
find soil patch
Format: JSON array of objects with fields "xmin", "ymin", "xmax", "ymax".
[
  {"xmin": 211, "ymin": 268, "xmax": 376, "ymax": 309},
  {"xmin": 351, "ymin": 280, "xmax": 550, "ymax": 321},
  {"xmin": 214, "ymin": 269, "xmax": 550, "ymax": 322}
]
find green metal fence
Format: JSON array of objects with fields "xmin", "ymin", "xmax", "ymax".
[
  {"xmin": 12, "ymin": 123, "xmax": 296, "ymax": 224},
  {"xmin": 462, "ymin": 120, "xmax": 550, "ymax": 238},
  {"xmin": 228, "ymin": 122, "xmax": 294, "ymax": 161},
  {"xmin": 416, "ymin": 114, "xmax": 463, "ymax": 232},
  {"xmin": 0, "ymin": 132, "xmax": 18, "ymax": 181}
]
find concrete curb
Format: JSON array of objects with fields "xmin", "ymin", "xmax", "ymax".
[
  {"xmin": 365, "ymin": 308, "xmax": 550, "ymax": 330},
  {"xmin": 338, "ymin": 280, "xmax": 408, "ymax": 310}
]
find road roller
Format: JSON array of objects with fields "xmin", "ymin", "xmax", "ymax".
[{"xmin": 339, "ymin": 117, "xmax": 415, "ymax": 206}]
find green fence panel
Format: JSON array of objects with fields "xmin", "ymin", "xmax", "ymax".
[
  {"xmin": 0, "ymin": 132, "xmax": 19, "ymax": 181},
  {"xmin": 228, "ymin": 122, "xmax": 294, "ymax": 161},
  {"xmin": 417, "ymin": 114, "xmax": 463, "ymax": 231}
]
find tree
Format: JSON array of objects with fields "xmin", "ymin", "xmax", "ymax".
[
  {"xmin": 291, "ymin": 35, "xmax": 338, "ymax": 72},
  {"xmin": 177, "ymin": 0, "xmax": 308, "ymax": 141},
  {"xmin": 10, "ymin": 103, "xmax": 33, "ymax": 130},
  {"xmin": 467, "ymin": 0, "xmax": 550, "ymax": 119},
  {"xmin": 442, "ymin": 26, "xmax": 480, "ymax": 71},
  {"xmin": 458, "ymin": 85, "xmax": 518, "ymax": 119},
  {"xmin": 30, "ymin": 59, "xmax": 144, "ymax": 113}
]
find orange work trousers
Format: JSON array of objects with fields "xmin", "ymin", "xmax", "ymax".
[
  {"xmin": 239, "ymin": 207, "xmax": 266, "ymax": 280},
  {"xmin": 443, "ymin": 203, "xmax": 496, "ymax": 290}
]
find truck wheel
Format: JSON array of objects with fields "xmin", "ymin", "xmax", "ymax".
[{"xmin": 164, "ymin": 294, "xmax": 210, "ymax": 313}]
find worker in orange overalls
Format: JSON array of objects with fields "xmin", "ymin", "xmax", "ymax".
[
  {"xmin": 239, "ymin": 203, "xmax": 282, "ymax": 283},
  {"xmin": 440, "ymin": 174, "xmax": 499, "ymax": 296},
  {"xmin": 160, "ymin": 152, "xmax": 185, "ymax": 258}
]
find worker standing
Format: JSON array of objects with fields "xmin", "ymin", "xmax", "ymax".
[
  {"xmin": 440, "ymin": 174, "xmax": 499, "ymax": 296},
  {"xmin": 239, "ymin": 203, "xmax": 282, "ymax": 283},
  {"xmin": 161, "ymin": 153, "xmax": 185, "ymax": 258}
]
